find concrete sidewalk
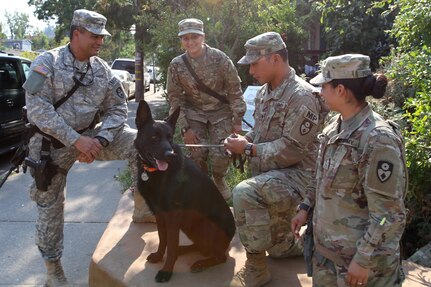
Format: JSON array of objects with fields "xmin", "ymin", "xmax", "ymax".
[{"xmin": 0, "ymin": 89, "xmax": 167, "ymax": 287}]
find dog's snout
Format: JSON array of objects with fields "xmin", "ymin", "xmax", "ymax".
[{"xmin": 164, "ymin": 150, "xmax": 176, "ymax": 161}]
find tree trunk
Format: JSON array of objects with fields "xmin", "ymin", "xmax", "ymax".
[{"xmin": 134, "ymin": 0, "xmax": 145, "ymax": 101}]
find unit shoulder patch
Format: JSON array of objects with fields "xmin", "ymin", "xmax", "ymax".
[{"xmin": 376, "ymin": 160, "xmax": 393, "ymax": 183}]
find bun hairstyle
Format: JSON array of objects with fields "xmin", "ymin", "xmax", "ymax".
[
  {"xmin": 331, "ymin": 73, "xmax": 388, "ymax": 102},
  {"xmin": 363, "ymin": 74, "xmax": 388, "ymax": 99}
]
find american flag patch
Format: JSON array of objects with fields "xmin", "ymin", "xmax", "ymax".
[{"xmin": 33, "ymin": 65, "xmax": 50, "ymax": 77}]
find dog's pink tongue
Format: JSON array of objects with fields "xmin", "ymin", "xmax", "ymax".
[{"xmin": 156, "ymin": 160, "xmax": 169, "ymax": 171}]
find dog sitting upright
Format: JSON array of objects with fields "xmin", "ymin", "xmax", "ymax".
[{"xmin": 134, "ymin": 100, "xmax": 236, "ymax": 283}]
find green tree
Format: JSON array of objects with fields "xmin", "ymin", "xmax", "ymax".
[
  {"xmin": 149, "ymin": 0, "xmax": 315, "ymax": 86},
  {"xmin": 316, "ymin": 0, "xmax": 394, "ymax": 69},
  {"xmin": 28, "ymin": 0, "xmax": 98, "ymax": 42},
  {"xmin": 0, "ymin": 22, "xmax": 7, "ymax": 39},
  {"xmin": 381, "ymin": 0, "xmax": 431, "ymax": 255},
  {"xmin": 5, "ymin": 11, "xmax": 30, "ymax": 39},
  {"xmin": 29, "ymin": 30, "xmax": 56, "ymax": 50}
]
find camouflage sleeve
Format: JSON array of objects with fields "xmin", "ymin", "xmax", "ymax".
[
  {"xmin": 24, "ymin": 54, "xmax": 81, "ymax": 147},
  {"xmin": 223, "ymin": 57, "xmax": 246, "ymax": 126},
  {"xmin": 353, "ymin": 130, "xmax": 407, "ymax": 268},
  {"xmin": 96, "ymin": 75, "xmax": 128, "ymax": 142},
  {"xmin": 255, "ymin": 93, "xmax": 321, "ymax": 167},
  {"xmin": 166, "ymin": 62, "xmax": 188, "ymax": 129}
]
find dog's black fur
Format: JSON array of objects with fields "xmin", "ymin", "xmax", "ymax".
[{"xmin": 134, "ymin": 101, "xmax": 236, "ymax": 283}]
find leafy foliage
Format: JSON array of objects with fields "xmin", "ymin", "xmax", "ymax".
[
  {"xmin": 382, "ymin": 0, "xmax": 431, "ymax": 255},
  {"xmin": 316, "ymin": 0, "xmax": 394, "ymax": 69},
  {"xmin": 149, "ymin": 0, "xmax": 316, "ymax": 87},
  {"xmin": 5, "ymin": 11, "xmax": 30, "ymax": 39}
]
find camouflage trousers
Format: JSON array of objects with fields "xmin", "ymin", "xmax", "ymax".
[
  {"xmin": 232, "ymin": 169, "xmax": 308, "ymax": 257},
  {"xmin": 187, "ymin": 118, "xmax": 232, "ymax": 197},
  {"xmin": 313, "ymin": 251, "xmax": 404, "ymax": 287},
  {"xmin": 28, "ymin": 125, "xmax": 145, "ymax": 261}
]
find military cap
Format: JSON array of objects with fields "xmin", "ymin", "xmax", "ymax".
[
  {"xmin": 178, "ymin": 18, "xmax": 204, "ymax": 37},
  {"xmin": 310, "ymin": 54, "xmax": 372, "ymax": 85},
  {"xmin": 72, "ymin": 9, "xmax": 111, "ymax": 36},
  {"xmin": 238, "ymin": 32, "xmax": 287, "ymax": 65}
]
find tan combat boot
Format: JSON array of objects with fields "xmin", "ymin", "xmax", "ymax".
[
  {"xmin": 131, "ymin": 187, "xmax": 156, "ymax": 223},
  {"xmin": 228, "ymin": 252, "xmax": 271, "ymax": 287},
  {"xmin": 213, "ymin": 177, "xmax": 232, "ymax": 200},
  {"xmin": 44, "ymin": 259, "xmax": 69, "ymax": 287}
]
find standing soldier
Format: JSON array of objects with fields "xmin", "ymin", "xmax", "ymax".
[
  {"xmin": 224, "ymin": 32, "xmax": 328, "ymax": 287},
  {"xmin": 166, "ymin": 18, "xmax": 246, "ymax": 200},
  {"xmin": 23, "ymin": 9, "xmax": 152, "ymax": 286},
  {"xmin": 291, "ymin": 54, "xmax": 407, "ymax": 287}
]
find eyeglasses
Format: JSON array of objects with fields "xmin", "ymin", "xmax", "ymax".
[{"xmin": 72, "ymin": 60, "xmax": 94, "ymax": 86}]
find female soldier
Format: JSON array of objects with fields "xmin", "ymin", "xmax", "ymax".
[
  {"xmin": 291, "ymin": 54, "xmax": 407, "ymax": 287},
  {"xmin": 166, "ymin": 18, "xmax": 246, "ymax": 200}
]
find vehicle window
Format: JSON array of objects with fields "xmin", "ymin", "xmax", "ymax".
[
  {"xmin": 112, "ymin": 60, "xmax": 135, "ymax": 75},
  {"xmin": 0, "ymin": 60, "xmax": 22, "ymax": 89},
  {"xmin": 22, "ymin": 62, "xmax": 31, "ymax": 79}
]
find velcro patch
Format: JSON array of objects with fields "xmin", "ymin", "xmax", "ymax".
[
  {"xmin": 365, "ymin": 145, "xmax": 403, "ymax": 198},
  {"xmin": 109, "ymin": 76, "xmax": 119, "ymax": 86},
  {"xmin": 116, "ymin": 86, "xmax": 125, "ymax": 99},
  {"xmin": 376, "ymin": 160, "xmax": 393, "ymax": 183},
  {"xmin": 289, "ymin": 105, "xmax": 319, "ymax": 143},
  {"xmin": 304, "ymin": 107, "xmax": 318, "ymax": 125},
  {"xmin": 33, "ymin": 64, "xmax": 50, "ymax": 77},
  {"xmin": 300, "ymin": 119, "xmax": 313, "ymax": 135}
]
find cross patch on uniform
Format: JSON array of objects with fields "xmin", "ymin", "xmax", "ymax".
[
  {"xmin": 116, "ymin": 87, "xmax": 125, "ymax": 99},
  {"xmin": 300, "ymin": 119, "xmax": 313, "ymax": 135},
  {"xmin": 377, "ymin": 160, "xmax": 393, "ymax": 183}
]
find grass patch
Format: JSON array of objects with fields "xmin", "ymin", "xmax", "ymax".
[{"xmin": 115, "ymin": 166, "xmax": 133, "ymax": 193}]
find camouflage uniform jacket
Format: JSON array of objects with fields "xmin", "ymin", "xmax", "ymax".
[
  {"xmin": 309, "ymin": 104, "xmax": 407, "ymax": 269},
  {"xmin": 246, "ymin": 67, "xmax": 327, "ymax": 179},
  {"xmin": 24, "ymin": 45, "xmax": 127, "ymax": 147},
  {"xmin": 166, "ymin": 44, "xmax": 246, "ymax": 128}
]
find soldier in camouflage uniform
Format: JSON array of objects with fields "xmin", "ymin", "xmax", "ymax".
[
  {"xmin": 23, "ymin": 9, "xmax": 152, "ymax": 287},
  {"xmin": 224, "ymin": 32, "xmax": 327, "ymax": 287},
  {"xmin": 291, "ymin": 54, "xmax": 407, "ymax": 287},
  {"xmin": 166, "ymin": 18, "xmax": 246, "ymax": 200}
]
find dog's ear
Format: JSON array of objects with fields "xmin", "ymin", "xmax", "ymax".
[
  {"xmin": 136, "ymin": 100, "xmax": 154, "ymax": 128},
  {"xmin": 165, "ymin": 107, "xmax": 180, "ymax": 129}
]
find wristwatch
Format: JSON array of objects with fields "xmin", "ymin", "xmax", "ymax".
[
  {"xmin": 95, "ymin": 136, "xmax": 109, "ymax": 147},
  {"xmin": 181, "ymin": 126, "xmax": 190, "ymax": 136},
  {"xmin": 244, "ymin": 143, "xmax": 253, "ymax": 156},
  {"xmin": 297, "ymin": 203, "xmax": 313, "ymax": 214}
]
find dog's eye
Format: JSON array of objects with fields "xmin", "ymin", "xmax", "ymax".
[{"xmin": 151, "ymin": 135, "xmax": 159, "ymax": 142}]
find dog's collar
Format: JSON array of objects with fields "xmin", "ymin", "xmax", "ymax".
[
  {"xmin": 137, "ymin": 153, "xmax": 158, "ymax": 172},
  {"xmin": 143, "ymin": 164, "xmax": 157, "ymax": 172}
]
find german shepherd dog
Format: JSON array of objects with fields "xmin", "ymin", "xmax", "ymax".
[{"xmin": 134, "ymin": 101, "xmax": 236, "ymax": 283}]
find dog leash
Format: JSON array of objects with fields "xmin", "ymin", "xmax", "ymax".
[
  {"xmin": 177, "ymin": 141, "xmax": 246, "ymax": 173},
  {"xmin": 177, "ymin": 144, "xmax": 224, "ymax": 148}
]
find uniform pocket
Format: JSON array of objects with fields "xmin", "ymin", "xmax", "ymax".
[{"xmin": 327, "ymin": 145, "xmax": 359, "ymax": 192}]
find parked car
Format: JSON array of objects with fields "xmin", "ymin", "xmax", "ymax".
[
  {"xmin": 111, "ymin": 69, "xmax": 136, "ymax": 99},
  {"xmin": 146, "ymin": 65, "xmax": 161, "ymax": 83},
  {"xmin": 111, "ymin": 58, "xmax": 150, "ymax": 91},
  {"xmin": 0, "ymin": 52, "xmax": 31, "ymax": 154}
]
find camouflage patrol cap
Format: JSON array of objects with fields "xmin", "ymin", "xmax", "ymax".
[
  {"xmin": 310, "ymin": 54, "xmax": 372, "ymax": 85},
  {"xmin": 238, "ymin": 32, "xmax": 287, "ymax": 65},
  {"xmin": 178, "ymin": 18, "xmax": 204, "ymax": 37},
  {"xmin": 72, "ymin": 9, "xmax": 111, "ymax": 36}
]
